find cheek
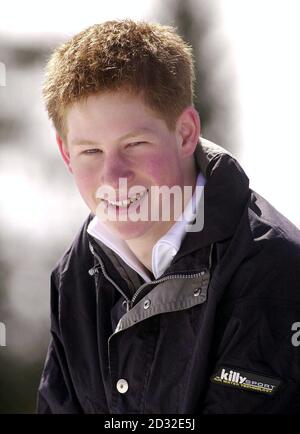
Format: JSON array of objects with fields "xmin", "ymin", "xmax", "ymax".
[
  {"xmin": 144, "ymin": 150, "xmax": 181, "ymax": 185},
  {"xmin": 72, "ymin": 163, "xmax": 99, "ymax": 196}
]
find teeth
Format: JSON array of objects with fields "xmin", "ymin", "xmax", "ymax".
[{"xmin": 106, "ymin": 189, "xmax": 147, "ymax": 207}]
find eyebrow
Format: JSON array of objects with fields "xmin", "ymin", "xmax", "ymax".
[{"xmin": 71, "ymin": 128, "xmax": 154, "ymax": 146}]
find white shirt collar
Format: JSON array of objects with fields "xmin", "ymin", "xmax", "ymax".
[
  {"xmin": 152, "ymin": 171, "xmax": 206, "ymax": 278},
  {"xmin": 87, "ymin": 172, "xmax": 206, "ymax": 282}
]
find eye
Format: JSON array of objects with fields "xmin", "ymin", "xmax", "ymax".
[
  {"xmin": 127, "ymin": 141, "xmax": 146, "ymax": 148},
  {"xmin": 82, "ymin": 149, "xmax": 102, "ymax": 155}
]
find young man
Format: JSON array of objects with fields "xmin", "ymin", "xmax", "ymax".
[{"xmin": 37, "ymin": 19, "xmax": 300, "ymax": 414}]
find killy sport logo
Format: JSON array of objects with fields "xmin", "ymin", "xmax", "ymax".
[
  {"xmin": 211, "ymin": 366, "xmax": 281, "ymax": 395},
  {"xmin": 219, "ymin": 368, "xmax": 247, "ymax": 384}
]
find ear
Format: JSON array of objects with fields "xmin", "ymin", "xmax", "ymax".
[
  {"xmin": 56, "ymin": 132, "xmax": 73, "ymax": 174},
  {"xmin": 175, "ymin": 106, "xmax": 201, "ymax": 158}
]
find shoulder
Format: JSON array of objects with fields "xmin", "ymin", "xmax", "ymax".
[
  {"xmin": 248, "ymin": 190, "xmax": 300, "ymax": 273},
  {"xmin": 221, "ymin": 190, "xmax": 300, "ymax": 304},
  {"xmin": 51, "ymin": 212, "xmax": 95, "ymax": 290}
]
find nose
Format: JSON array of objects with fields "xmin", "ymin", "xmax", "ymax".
[{"xmin": 100, "ymin": 150, "xmax": 134, "ymax": 189}]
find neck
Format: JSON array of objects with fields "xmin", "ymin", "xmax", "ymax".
[{"xmin": 125, "ymin": 220, "xmax": 177, "ymax": 272}]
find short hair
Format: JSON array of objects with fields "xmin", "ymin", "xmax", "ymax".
[{"xmin": 43, "ymin": 19, "xmax": 196, "ymax": 140}]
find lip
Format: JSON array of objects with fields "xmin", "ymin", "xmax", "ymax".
[
  {"xmin": 104, "ymin": 189, "xmax": 149, "ymax": 216},
  {"xmin": 100, "ymin": 188, "xmax": 149, "ymax": 205}
]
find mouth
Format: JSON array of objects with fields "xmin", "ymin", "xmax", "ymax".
[{"xmin": 101, "ymin": 188, "xmax": 149, "ymax": 210}]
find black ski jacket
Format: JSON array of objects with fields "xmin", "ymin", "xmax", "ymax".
[{"xmin": 37, "ymin": 138, "xmax": 300, "ymax": 414}]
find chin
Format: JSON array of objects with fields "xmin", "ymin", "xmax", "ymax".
[{"xmin": 105, "ymin": 220, "xmax": 153, "ymax": 241}]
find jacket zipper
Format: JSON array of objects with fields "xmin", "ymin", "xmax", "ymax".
[
  {"xmin": 88, "ymin": 241, "xmax": 131, "ymax": 310},
  {"xmin": 88, "ymin": 240, "xmax": 208, "ymax": 312},
  {"xmin": 129, "ymin": 270, "xmax": 207, "ymax": 309}
]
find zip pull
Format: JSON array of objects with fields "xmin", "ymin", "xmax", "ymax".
[
  {"xmin": 122, "ymin": 299, "xmax": 132, "ymax": 312},
  {"xmin": 88, "ymin": 266, "xmax": 99, "ymax": 276}
]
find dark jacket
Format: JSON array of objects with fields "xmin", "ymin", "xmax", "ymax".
[{"xmin": 37, "ymin": 138, "xmax": 300, "ymax": 414}]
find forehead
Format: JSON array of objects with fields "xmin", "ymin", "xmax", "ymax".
[{"xmin": 66, "ymin": 90, "xmax": 168, "ymax": 144}]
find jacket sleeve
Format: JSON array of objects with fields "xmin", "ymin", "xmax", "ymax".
[
  {"xmin": 36, "ymin": 270, "xmax": 83, "ymax": 414},
  {"xmin": 201, "ymin": 237, "xmax": 300, "ymax": 414}
]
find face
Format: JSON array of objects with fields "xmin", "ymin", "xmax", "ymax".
[{"xmin": 58, "ymin": 90, "xmax": 199, "ymax": 242}]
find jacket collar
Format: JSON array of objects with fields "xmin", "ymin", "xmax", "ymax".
[{"xmin": 166, "ymin": 137, "xmax": 250, "ymax": 268}]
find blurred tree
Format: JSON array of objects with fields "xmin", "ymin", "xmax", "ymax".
[
  {"xmin": 0, "ymin": 38, "xmax": 64, "ymax": 413},
  {"xmin": 156, "ymin": 0, "xmax": 239, "ymax": 154},
  {"xmin": 0, "ymin": 230, "xmax": 44, "ymax": 413},
  {"xmin": 0, "ymin": 355, "xmax": 44, "ymax": 413}
]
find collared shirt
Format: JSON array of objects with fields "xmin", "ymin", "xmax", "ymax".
[{"xmin": 87, "ymin": 172, "xmax": 206, "ymax": 282}]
